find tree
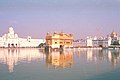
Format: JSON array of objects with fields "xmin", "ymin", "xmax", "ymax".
[
  {"xmin": 112, "ymin": 41, "xmax": 119, "ymax": 45},
  {"xmin": 38, "ymin": 43, "xmax": 46, "ymax": 48}
]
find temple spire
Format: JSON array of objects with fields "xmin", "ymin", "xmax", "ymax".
[{"xmin": 9, "ymin": 27, "xmax": 14, "ymax": 34}]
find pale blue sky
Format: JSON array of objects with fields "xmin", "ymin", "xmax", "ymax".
[{"xmin": 0, "ymin": 0, "xmax": 120, "ymax": 39}]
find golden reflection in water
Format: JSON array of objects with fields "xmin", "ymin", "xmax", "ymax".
[
  {"xmin": 0, "ymin": 48, "xmax": 120, "ymax": 72},
  {"xmin": 45, "ymin": 49, "xmax": 120, "ymax": 69},
  {"xmin": 46, "ymin": 51, "xmax": 73, "ymax": 69},
  {"xmin": 0, "ymin": 48, "xmax": 46, "ymax": 73}
]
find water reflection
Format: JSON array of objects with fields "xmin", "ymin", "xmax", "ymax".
[
  {"xmin": 0, "ymin": 48, "xmax": 46, "ymax": 73},
  {"xmin": 86, "ymin": 49, "xmax": 120, "ymax": 67},
  {"xmin": 46, "ymin": 51, "xmax": 73, "ymax": 69},
  {"xmin": 0, "ymin": 48, "xmax": 120, "ymax": 73}
]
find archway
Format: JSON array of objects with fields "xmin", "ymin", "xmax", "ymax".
[
  {"xmin": 11, "ymin": 44, "xmax": 15, "ymax": 48},
  {"xmin": 8, "ymin": 44, "xmax": 10, "ymax": 48},
  {"xmin": 16, "ymin": 44, "xmax": 17, "ymax": 47}
]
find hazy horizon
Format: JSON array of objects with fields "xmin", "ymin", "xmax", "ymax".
[{"xmin": 0, "ymin": 0, "xmax": 120, "ymax": 39}]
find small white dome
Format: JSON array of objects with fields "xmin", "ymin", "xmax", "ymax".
[{"xmin": 9, "ymin": 27, "xmax": 13, "ymax": 31}]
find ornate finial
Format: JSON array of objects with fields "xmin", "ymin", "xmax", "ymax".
[
  {"xmin": 9, "ymin": 27, "xmax": 13, "ymax": 31},
  {"xmin": 9, "ymin": 27, "xmax": 14, "ymax": 34},
  {"xmin": 54, "ymin": 32, "xmax": 57, "ymax": 34},
  {"xmin": 47, "ymin": 32, "xmax": 50, "ymax": 36}
]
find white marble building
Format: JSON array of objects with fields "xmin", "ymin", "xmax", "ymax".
[
  {"xmin": 86, "ymin": 36, "xmax": 112, "ymax": 47},
  {"xmin": 0, "ymin": 27, "xmax": 45, "ymax": 48}
]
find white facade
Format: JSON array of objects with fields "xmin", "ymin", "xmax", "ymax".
[
  {"xmin": 86, "ymin": 36, "xmax": 93, "ymax": 47},
  {"xmin": 0, "ymin": 27, "xmax": 45, "ymax": 48},
  {"xmin": 119, "ymin": 37, "xmax": 120, "ymax": 44},
  {"xmin": 86, "ymin": 36, "xmax": 112, "ymax": 47}
]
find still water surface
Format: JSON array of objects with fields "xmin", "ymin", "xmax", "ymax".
[{"xmin": 0, "ymin": 48, "xmax": 120, "ymax": 80}]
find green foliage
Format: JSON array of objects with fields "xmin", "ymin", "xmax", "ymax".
[
  {"xmin": 112, "ymin": 41, "xmax": 119, "ymax": 45},
  {"xmin": 38, "ymin": 43, "xmax": 46, "ymax": 48}
]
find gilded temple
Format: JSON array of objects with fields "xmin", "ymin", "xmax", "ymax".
[{"xmin": 46, "ymin": 32, "xmax": 73, "ymax": 48}]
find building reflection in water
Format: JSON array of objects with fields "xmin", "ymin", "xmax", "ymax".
[
  {"xmin": 46, "ymin": 51, "xmax": 73, "ymax": 69},
  {"xmin": 86, "ymin": 49, "xmax": 120, "ymax": 67},
  {"xmin": 109, "ymin": 51, "xmax": 120, "ymax": 67},
  {"xmin": 0, "ymin": 48, "xmax": 120, "ymax": 72},
  {"xmin": 0, "ymin": 48, "xmax": 46, "ymax": 73},
  {"xmin": 86, "ymin": 49, "xmax": 104, "ymax": 62}
]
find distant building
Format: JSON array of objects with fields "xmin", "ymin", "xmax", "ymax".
[
  {"xmin": 110, "ymin": 31, "xmax": 120, "ymax": 45},
  {"xmin": 0, "ymin": 27, "xmax": 45, "ymax": 48},
  {"xmin": 86, "ymin": 36, "xmax": 93, "ymax": 47},
  {"xmin": 46, "ymin": 32, "xmax": 73, "ymax": 48},
  {"xmin": 86, "ymin": 36, "xmax": 111, "ymax": 47},
  {"xmin": 92, "ymin": 38, "xmax": 111, "ymax": 47},
  {"xmin": 85, "ymin": 31, "xmax": 120, "ymax": 47}
]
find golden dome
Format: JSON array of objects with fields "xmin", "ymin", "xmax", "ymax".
[
  {"xmin": 47, "ymin": 32, "xmax": 50, "ymax": 35},
  {"xmin": 111, "ymin": 31, "xmax": 117, "ymax": 37}
]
